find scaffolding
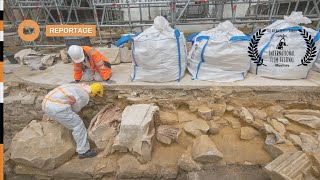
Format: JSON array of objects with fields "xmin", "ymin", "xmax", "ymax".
[{"xmin": 5, "ymin": 0, "xmax": 320, "ymax": 48}]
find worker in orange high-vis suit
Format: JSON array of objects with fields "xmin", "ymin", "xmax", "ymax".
[
  {"xmin": 68, "ymin": 45, "xmax": 115, "ymax": 84},
  {"xmin": 42, "ymin": 83, "xmax": 104, "ymax": 159}
]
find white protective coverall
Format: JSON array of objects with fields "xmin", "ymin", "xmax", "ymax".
[{"xmin": 42, "ymin": 84, "xmax": 91, "ymax": 154}]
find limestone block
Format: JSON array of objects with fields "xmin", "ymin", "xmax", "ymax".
[
  {"xmin": 207, "ymin": 120, "xmax": 220, "ymax": 135},
  {"xmin": 211, "ymin": 103, "xmax": 226, "ymax": 117},
  {"xmin": 248, "ymin": 108, "xmax": 268, "ymax": 120},
  {"xmin": 197, "ymin": 105, "xmax": 212, "ymax": 120},
  {"xmin": 240, "ymin": 107, "xmax": 254, "ymax": 123},
  {"xmin": 299, "ymin": 133, "xmax": 320, "ymax": 154},
  {"xmin": 286, "ymin": 134, "xmax": 302, "ymax": 146},
  {"xmin": 276, "ymin": 118, "xmax": 290, "ymax": 125},
  {"xmin": 95, "ymin": 47, "xmax": 121, "ymax": 65},
  {"xmin": 264, "ymin": 140, "xmax": 297, "ymax": 159},
  {"xmin": 60, "ymin": 50, "xmax": 70, "ymax": 64},
  {"xmin": 240, "ymin": 126, "xmax": 260, "ymax": 140},
  {"xmin": 192, "ymin": 135, "xmax": 223, "ymax": 163},
  {"xmin": 159, "ymin": 111, "xmax": 178, "ymax": 125},
  {"xmin": 10, "ymin": 120, "xmax": 76, "ymax": 170},
  {"xmin": 264, "ymin": 124, "xmax": 285, "ymax": 145},
  {"xmin": 41, "ymin": 55, "xmax": 55, "ymax": 66},
  {"xmin": 88, "ymin": 105, "xmax": 121, "ymax": 150},
  {"xmin": 184, "ymin": 119, "xmax": 209, "ymax": 137},
  {"xmin": 285, "ymin": 114, "xmax": 320, "ymax": 129},
  {"xmin": 156, "ymin": 125, "xmax": 180, "ymax": 145},
  {"xmin": 177, "ymin": 146, "xmax": 202, "ymax": 172},
  {"xmin": 284, "ymin": 109, "xmax": 320, "ymax": 117},
  {"xmin": 20, "ymin": 94, "xmax": 36, "ymax": 105},
  {"xmin": 178, "ymin": 110, "xmax": 197, "ymax": 123},
  {"xmin": 119, "ymin": 46, "xmax": 132, "ymax": 63},
  {"xmin": 264, "ymin": 151, "xmax": 311, "ymax": 180},
  {"xmin": 271, "ymin": 119, "xmax": 286, "ymax": 135},
  {"xmin": 113, "ymin": 104, "xmax": 158, "ymax": 163}
]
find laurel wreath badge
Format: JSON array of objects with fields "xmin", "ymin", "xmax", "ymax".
[{"xmin": 247, "ymin": 28, "xmax": 317, "ymax": 67}]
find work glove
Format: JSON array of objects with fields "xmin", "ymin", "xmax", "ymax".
[
  {"xmin": 105, "ymin": 79, "xmax": 116, "ymax": 84},
  {"xmin": 71, "ymin": 80, "xmax": 80, "ymax": 83}
]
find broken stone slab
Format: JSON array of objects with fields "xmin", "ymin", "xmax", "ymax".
[
  {"xmin": 276, "ymin": 118, "xmax": 290, "ymax": 125},
  {"xmin": 285, "ymin": 114, "xmax": 320, "ymax": 129},
  {"xmin": 159, "ymin": 111, "xmax": 178, "ymax": 125},
  {"xmin": 10, "ymin": 120, "xmax": 76, "ymax": 170},
  {"xmin": 95, "ymin": 47, "xmax": 121, "ymax": 65},
  {"xmin": 207, "ymin": 120, "xmax": 220, "ymax": 135},
  {"xmin": 20, "ymin": 94, "xmax": 36, "ymax": 105},
  {"xmin": 197, "ymin": 105, "xmax": 212, "ymax": 120},
  {"xmin": 211, "ymin": 103, "xmax": 226, "ymax": 117},
  {"xmin": 226, "ymin": 105, "xmax": 234, "ymax": 112},
  {"xmin": 178, "ymin": 110, "xmax": 198, "ymax": 123},
  {"xmin": 41, "ymin": 55, "xmax": 55, "ymax": 66},
  {"xmin": 240, "ymin": 126, "xmax": 260, "ymax": 140},
  {"xmin": 192, "ymin": 135, "xmax": 223, "ymax": 163},
  {"xmin": 265, "ymin": 105, "xmax": 285, "ymax": 119},
  {"xmin": 299, "ymin": 133, "xmax": 320, "ymax": 154},
  {"xmin": 270, "ymin": 119, "xmax": 286, "ymax": 135},
  {"xmin": 60, "ymin": 49, "xmax": 70, "ymax": 64},
  {"xmin": 184, "ymin": 119, "xmax": 209, "ymax": 137},
  {"xmin": 264, "ymin": 151, "xmax": 312, "ymax": 180},
  {"xmin": 312, "ymin": 152, "xmax": 320, "ymax": 171},
  {"xmin": 156, "ymin": 125, "xmax": 180, "ymax": 145},
  {"xmin": 286, "ymin": 134, "xmax": 302, "ymax": 146},
  {"xmin": 284, "ymin": 109, "xmax": 320, "ymax": 117},
  {"xmin": 177, "ymin": 146, "xmax": 202, "ymax": 172},
  {"xmin": 248, "ymin": 108, "xmax": 268, "ymax": 120},
  {"xmin": 113, "ymin": 104, "xmax": 158, "ymax": 163},
  {"xmin": 263, "ymin": 140, "xmax": 297, "ymax": 159},
  {"xmin": 14, "ymin": 49, "xmax": 42, "ymax": 65},
  {"xmin": 88, "ymin": 105, "xmax": 121, "ymax": 150},
  {"xmin": 240, "ymin": 107, "xmax": 254, "ymax": 124}
]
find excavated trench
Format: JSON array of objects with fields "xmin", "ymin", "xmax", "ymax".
[{"xmin": 3, "ymin": 78, "xmax": 320, "ymax": 180}]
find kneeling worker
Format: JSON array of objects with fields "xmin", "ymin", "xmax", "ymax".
[
  {"xmin": 68, "ymin": 45, "xmax": 114, "ymax": 83},
  {"xmin": 42, "ymin": 83, "xmax": 104, "ymax": 159}
]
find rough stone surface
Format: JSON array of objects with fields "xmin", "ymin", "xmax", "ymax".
[
  {"xmin": 211, "ymin": 103, "xmax": 226, "ymax": 117},
  {"xmin": 225, "ymin": 116, "xmax": 241, "ymax": 129},
  {"xmin": 264, "ymin": 151, "xmax": 312, "ymax": 180},
  {"xmin": 113, "ymin": 104, "xmax": 158, "ymax": 163},
  {"xmin": 10, "ymin": 120, "xmax": 75, "ymax": 170},
  {"xmin": 156, "ymin": 125, "xmax": 180, "ymax": 145},
  {"xmin": 95, "ymin": 47, "xmax": 120, "ymax": 65},
  {"xmin": 270, "ymin": 119, "xmax": 286, "ymax": 135},
  {"xmin": 300, "ymin": 133, "xmax": 320, "ymax": 154},
  {"xmin": 192, "ymin": 135, "xmax": 223, "ymax": 163},
  {"xmin": 284, "ymin": 109, "xmax": 320, "ymax": 117},
  {"xmin": 226, "ymin": 105, "xmax": 234, "ymax": 112},
  {"xmin": 240, "ymin": 107, "xmax": 254, "ymax": 124},
  {"xmin": 60, "ymin": 50, "xmax": 70, "ymax": 64},
  {"xmin": 312, "ymin": 152, "xmax": 320, "ymax": 171},
  {"xmin": 240, "ymin": 127, "xmax": 260, "ymax": 140},
  {"xmin": 119, "ymin": 46, "xmax": 132, "ymax": 63},
  {"xmin": 286, "ymin": 134, "xmax": 302, "ymax": 146},
  {"xmin": 265, "ymin": 105, "xmax": 284, "ymax": 119},
  {"xmin": 88, "ymin": 105, "xmax": 121, "ymax": 150},
  {"xmin": 248, "ymin": 108, "xmax": 268, "ymax": 120},
  {"xmin": 20, "ymin": 94, "xmax": 36, "ymax": 105},
  {"xmin": 197, "ymin": 105, "xmax": 212, "ymax": 120},
  {"xmin": 178, "ymin": 146, "xmax": 202, "ymax": 172},
  {"xmin": 178, "ymin": 110, "xmax": 198, "ymax": 123},
  {"xmin": 285, "ymin": 114, "xmax": 320, "ymax": 129},
  {"xmin": 276, "ymin": 118, "xmax": 289, "ymax": 125},
  {"xmin": 207, "ymin": 120, "xmax": 220, "ymax": 135},
  {"xmin": 159, "ymin": 111, "xmax": 178, "ymax": 125},
  {"xmin": 184, "ymin": 119, "xmax": 209, "ymax": 137},
  {"xmin": 264, "ymin": 124, "xmax": 285, "ymax": 145},
  {"xmin": 263, "ymin": 140, "xmax": 297, "ymax": 159}
]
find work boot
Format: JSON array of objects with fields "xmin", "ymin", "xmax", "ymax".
[{"xmin": 78, "ymin": 149, "xmax": 97, "ymax": 159}]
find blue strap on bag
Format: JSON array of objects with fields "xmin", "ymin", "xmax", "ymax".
[
  {"xmin": 194, "ymin": 35, "xmax": 210, "ymax": 80},
  {"xmin": 186, "ymin": 32, "xmax": 200, "ymax": 44},
  {"xmin": 174, "ymin": 29, "xmax": 182, "ymax": 81},
  {"xmin": 229, "ymin": 35, "xmax": 251, "ymax": 42}
]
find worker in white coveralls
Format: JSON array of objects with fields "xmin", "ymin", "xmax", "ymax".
[{"xmin": 42, "ymin": 83, "xmax": 104, "ymax": 159}]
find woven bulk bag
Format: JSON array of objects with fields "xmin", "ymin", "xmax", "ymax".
[
  {"xmin": 249, "ymin": 12, "xmax": 320, "ymax": 79},
  {"xmin": 116, "ymin": 16, "xmax": 187, "ymax": 82},
  {"xmin": 187, "ymin": 21, "xmax": 251, "ymax": 82}
]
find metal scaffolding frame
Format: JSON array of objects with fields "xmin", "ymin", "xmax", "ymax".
[{"xmin": 5, "ymin": 0, "xmax": 320, "ymax": 48}]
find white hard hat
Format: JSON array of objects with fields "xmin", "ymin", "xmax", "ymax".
[{"xmin": 68, "ymin": 45, "xmax": 85, "ymax": 63}]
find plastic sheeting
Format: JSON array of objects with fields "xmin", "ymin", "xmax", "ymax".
[
  {"xmin": 187, "ymin": 21, "xmax": 251, "ymax": 82},
  {"xmin": 131, "ymin": 16, "xmax": 187, "ymax": 82},
  {"xmin": 250, "ymin": 12, "xmax": 320, "ymax": 79}
]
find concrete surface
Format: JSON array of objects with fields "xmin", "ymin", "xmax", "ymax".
[{"xmin": 4, "ymin": 60, "xmax": 320, "ymax": 89}]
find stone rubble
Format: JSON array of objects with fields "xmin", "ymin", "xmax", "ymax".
[
  {"xmin": 276, "ymin": 118, "xmax": 290, "ymax": 125},
  {"xmin": 88, "ymin": 105, "xmax": 121, "ymax": 150},
  {"xmin": 159, "ymin": 111, "xmax": 178, "ymax": 125},
  {"xmin": 240, "ymin": 126, "xmax": 260, "ymax": 140},
  {"xmin": 286, "ymin": 134, "xmax": 302, "ymax": 146},
  {"xmin": 264, "ymin": 151, "xmax": 312, "ymax": 180},
  {"xmin": 299, "ymin": 133, "xmax": 320, "ymax": 154},
  {"xmin": 285, "ymin": 114, "xmax": 320, "ymax": 129},
  {"xmin": 211, "ymin": 103, "xmax": 226, "ymax": 117},
  {"xmin": 263, "ymin": 140, "xmax": 297, "ymax": 159},
  {"xmin": 192, "ymin": 135, "xmax": 223, "ymax": 163},
  {"xmin": 248, "ymin": 108, "xmax": 268, "ymax": 120},
  {"xmin": 264, "ymin": 124, "xmax": 285, "ymax": 145},
  {"xmin": 207, "ymin": 120, "xmax": 220, "ymax": 135},
  {"xmin": 270, "ymin": 119, "xmax": 286, "ymax": 135},
  {"xmin": 197, "ymin": 105, "xmax": 212, "ymax": 120},
  {"xmin": 178, "ymin": 146, "xmax": 202, "ymax": 172},
  {"xmin": 240, "ymin": 107, "xmax": 254, "ymax": 124},
  {"xmin": 60, "ymin": 50, "xmax": 70, "ymax": 64},
  {"xmin": 113, "ymin": 104, "xmax": 159, "ymax": 163},
  {"xmin": 183, "ymin": 119, "xmax": 210, "ymax": 137},
  {"xmin": 156, "ymin": 125, "xmax": 180, "ymax": 145},
  {"xmin": 10, "ymin": 120, "xmax": 76, "ymax": 170}
]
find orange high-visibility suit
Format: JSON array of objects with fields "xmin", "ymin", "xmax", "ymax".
[{"xmin": 73, "ymin": 46, "xmax": 112, "ymax": 81}]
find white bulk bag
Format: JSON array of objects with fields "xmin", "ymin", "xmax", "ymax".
[
  {"xmin": 313, "ymin": 32, "xmax": 320, "ymax": 72},
  {"xmin": 188, "ymin": 21, "xmax": 251, "ymax": 82},
  {"xmin": 130, "ymin": 16, "xmax": 187, "ymax": 82},
  {"xmin": 250, "ymin": 12, "xmax": 320, "ymax": 79}
]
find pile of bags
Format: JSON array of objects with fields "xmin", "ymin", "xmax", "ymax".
[
  {"xmin": 116, "ymin": 16, "xmax": 187, "ymax": 82},
  {"xmin": 187, "ymin": 21, "xmax": 251, "ymax": 82}
]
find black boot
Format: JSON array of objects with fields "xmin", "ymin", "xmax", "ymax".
[{"xmin": 78, "ymin": 149, "xmax": 97, "ymax": 159}]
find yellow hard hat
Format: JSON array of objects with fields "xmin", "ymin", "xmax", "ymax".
[{"xmin": 89, "ymin": 83, "xmax": 104, "ymax": 97}]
